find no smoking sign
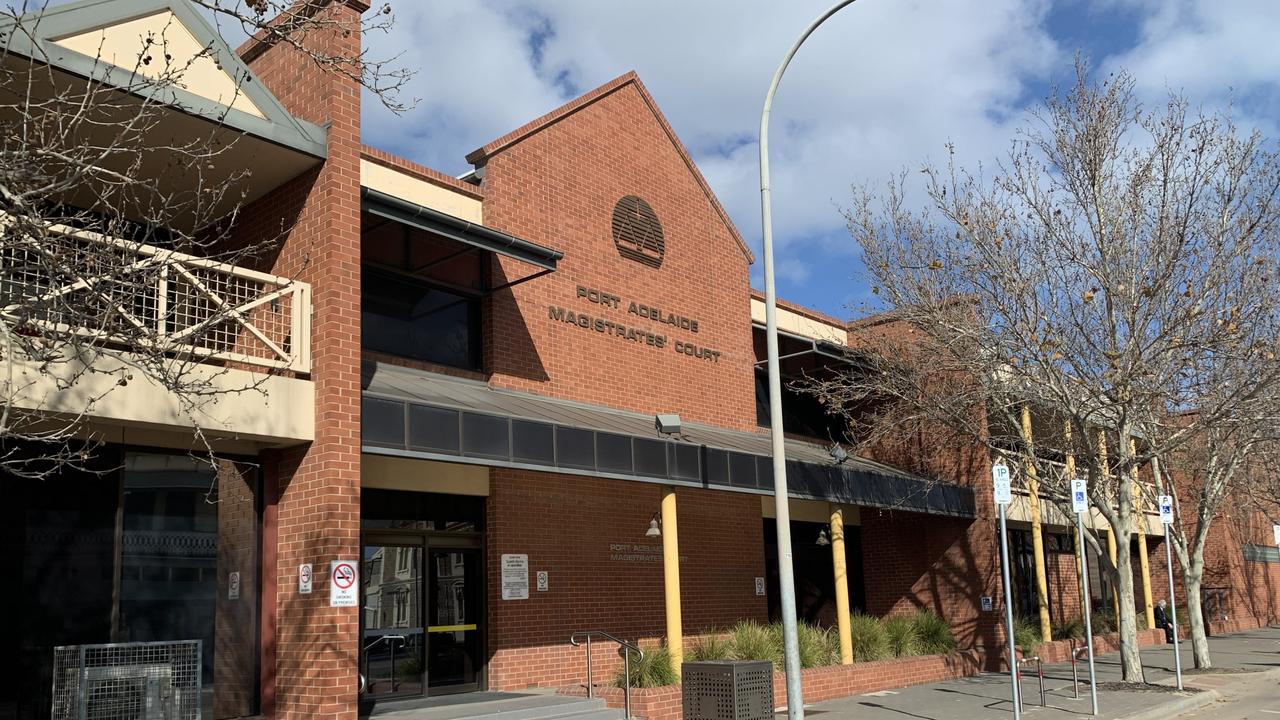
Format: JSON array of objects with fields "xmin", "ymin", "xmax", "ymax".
[{"xmin": 329, "ymin": 560, "xmax": 359, "ymax": 607}]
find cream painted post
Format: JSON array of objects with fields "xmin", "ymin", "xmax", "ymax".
[
  {"xmin": 1130, "ymin": 439, "xmax": 1156, "ymax": 631},
  {"xmin": 1021, "ymin": 405, "xmax": 1052, "ymax": 643},
  {"xmin": 830, "ymin": 505, "xmax": 854, "ymax": 664},
  {"xmin": 1099, "ymin": 432, "xmax": 1120, "ymax": 613},
  {"xmin": 661, "ymin": 487, "xmax": 684, "ymax": 677}
]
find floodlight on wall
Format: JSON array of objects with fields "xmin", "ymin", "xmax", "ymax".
[
  {"xmin": 828, "ymin": 444, "xmax": 849, "ymax": 465},
  {"xmin": 645, "ymin": 512, "xmax": 662, "ymax": 538},
  {"xmin": 655, "ymin": 413, "xmax": 682, "ymax": 436},
  {"xmin": 815, "ymin": 528, "xmax": 830, "ymax": 547}
]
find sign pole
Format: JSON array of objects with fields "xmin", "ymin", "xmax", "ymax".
[
  {"xmin": 994, "ymin": 461, "xmax": 1021, "ymax": 719},
  {"xmin": 1074, "ymin": 499, "xmax": 1099, "ymax": 715},
  {"xmin": 1159, "ymin": 494, "xmax": 1183, "ymax": 690}
]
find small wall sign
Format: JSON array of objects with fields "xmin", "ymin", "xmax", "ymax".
[
  {"xmin": 228, "ymin": 571, "xmax": 240, "ymax": 600},
  {"xmin": 502, "ymin": 554, "xmax": 529, "ymax": 600},
  {"xmin": 330, "ymin": 560, "xmax": 358, "ymax": 608},
  {"xmin": 536, "ymin": 570, "xmax": 549, "ymax": 592},
  {"xmin": 755, "ymin": 577, "xmax": 766, "ymax": 596},
  {"xmin": 299, "ymin": 563, "xmax": 313, "ymax": 595},
  {"xmin": 981, "ymin": 596, "xmax": 994, "ymax": 612}
]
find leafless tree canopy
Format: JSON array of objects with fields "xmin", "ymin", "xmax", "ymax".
[
  {"xmin": 808, "ymin": 62, "xmax": 1280, "ymax": 680},
  {"xmin": 0, "ymin": 0, "xmax": 410, "ymax": 477}
]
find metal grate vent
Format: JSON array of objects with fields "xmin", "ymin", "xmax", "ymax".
[
  {"xmin": 52, "ymin": 641, "xmax": 202, "ymax": 720},
  {"xmin": 612, "ymin": 195, "xmax": 665, "ymax": 268}
]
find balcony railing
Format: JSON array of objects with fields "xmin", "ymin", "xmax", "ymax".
[{"xmin": 0, "ymin": 216, "xmax": 311, "ymax": 373}]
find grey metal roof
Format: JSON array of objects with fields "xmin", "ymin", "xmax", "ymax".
[
  {"xmin": 362, "ymin": 362, "xmax": 976, "ymax": 518},
  {"xmin": 2, "ymin": 0, "xmax": 327, "ymax": 158}
]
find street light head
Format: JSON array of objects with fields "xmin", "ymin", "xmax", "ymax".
[
  {"xmin": 815, "ymin": 529, "xmax": 830, "ymax": 547},
  {"xmin": 645, "ymin": 513, "xmax": 662, "ymax": 538}
]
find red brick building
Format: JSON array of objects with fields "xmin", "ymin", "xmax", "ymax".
[{"xmin": 1, "ymin": 1, "xmax": 1276, "ymax": 719}]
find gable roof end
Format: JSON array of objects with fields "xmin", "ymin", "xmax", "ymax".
[
  {"xmin": 466, "ymin": 71, "xmax": 754, "ymax": 265},
  {"xmin": 1, "ymin": 0, "xmax": 327, "ymax": 158}
]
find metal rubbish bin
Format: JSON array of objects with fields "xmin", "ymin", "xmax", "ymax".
[{"xmin": 682, "ymin": 660, "xmax": 774, "ymax": 720}]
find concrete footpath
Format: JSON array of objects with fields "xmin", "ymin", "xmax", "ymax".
[{"xmin": 795, "ymin": 626, "xmax": 1280, "ymax": 720}]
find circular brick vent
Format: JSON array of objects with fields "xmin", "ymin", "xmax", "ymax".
[{"xmin": 611, "ymin": 195, "xmax": 665, "ymax": 268}]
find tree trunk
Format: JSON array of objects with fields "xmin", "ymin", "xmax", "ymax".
[
  {"xmin": 1115, "ymin": 533, "xmax": 1146, "ymax": 682},
  {"xmin": 1184, "ymin": 570, "xmax": 1211, "ymax": 669}
]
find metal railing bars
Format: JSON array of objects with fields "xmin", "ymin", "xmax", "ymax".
[{"xmin": 570, "ymin": 630, "xmax": 643, "ymax": 720}]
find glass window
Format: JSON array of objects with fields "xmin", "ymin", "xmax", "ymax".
[
  {"xmin": 362, "ymin": 267, "xmax": 481, "ymax": 369},
  {"xmin": 0, "ymin": 450, "xmax": 261, "ymax": 719},
  {"xmin": 361, "ymin": 213, "xmax": 486, "ymax": 370}
]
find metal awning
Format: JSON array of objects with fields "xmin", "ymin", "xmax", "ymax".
[
  {"xmin": 361, "ymin": 188, "xmax": 563, "ymax": 271},
  {"xmin": 361, "ymin": 362, "xmax": 975, "ymax": 518}
]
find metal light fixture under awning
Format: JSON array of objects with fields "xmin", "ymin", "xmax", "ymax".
[{"xmin": 361, "ymin": 187, "xmax": 563, "ymax": 272}]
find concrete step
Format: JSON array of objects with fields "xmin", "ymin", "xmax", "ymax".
[{"xmin": 367, "ymin": 692, "xmax": 622, "ymax": 720}]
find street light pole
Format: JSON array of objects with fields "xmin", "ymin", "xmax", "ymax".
[{"xmin": 760, "ymin": 3, "xmax": 858, "ymax": 718}]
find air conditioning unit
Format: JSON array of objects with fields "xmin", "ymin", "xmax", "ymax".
[{"xmin": 52, "ymin": 641, "xmax": 201, "ymax": 720}]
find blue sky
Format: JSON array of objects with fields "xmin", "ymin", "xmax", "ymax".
[{"xmin": 169, "ymin": 0, "xmax": 1280, "ymax": 320}]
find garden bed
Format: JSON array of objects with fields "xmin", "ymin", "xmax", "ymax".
[{"xmin": 558, "ymin": 648, "xmax": 988, "ymax": 720}]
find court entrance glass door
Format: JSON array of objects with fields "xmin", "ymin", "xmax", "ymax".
[{"xmin": 361, "ymin": 536, "xmax": 483, "ymax": 701}]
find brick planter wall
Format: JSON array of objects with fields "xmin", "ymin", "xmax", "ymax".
[
  {"xmin": 560, "ymin": 649, "xmax": 986, "ymax": 720},
  {"xmin": 1031, "ymin": 628, "xmax": 1165, "ymax": 664}
]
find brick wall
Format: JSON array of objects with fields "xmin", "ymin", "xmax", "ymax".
[
  {"xmin": 1046, "ymin": 550, "xmax": 1083, "ymax": 625},
  {"xmin": 214, "ymin": 461, "xmax": 260, "ymax": 718},
  {"xmin": 237, "ymin": 2, "xmax": 366, "ymax": 718},
  {"xmin": 474, "ymin": 75, "xmax": 758, "ymax": 432},
  {"xmin": 859, "ymin": 509, "xmax": 1006, "ymax": 650},
  {"xmin": 485, "ymin": 468, "xmax": 769, "ymax": 689}
]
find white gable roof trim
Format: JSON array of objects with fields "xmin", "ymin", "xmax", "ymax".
[{"xmin": 2, "ymin": 0, "xmax": 327, "ymax": 158}]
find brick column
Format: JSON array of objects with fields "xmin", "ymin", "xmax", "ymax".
[{"xmin": 239, "ymin": 2, "xmax": 366, "ymax": 717}]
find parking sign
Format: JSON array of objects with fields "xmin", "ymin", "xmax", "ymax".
[
  {"xmin": 1071, "ymin": 478, "xmax": 1088, "ymax": 514},
  {"xmin": 1159, "ymin": 495, "xmax": 1175, "ymax": 525},
  {"xmin": 992, "ymin": 461, "xmax": 1012, "ymax": 505}
]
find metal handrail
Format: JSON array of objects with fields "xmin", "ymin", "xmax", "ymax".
[
  {"xmin": 570, "ymin": 631, "xmax": 643, "ymax": 720},
  {"xmin": 360, "ymin": 635, "xmax": 408, "ymax": 695}
]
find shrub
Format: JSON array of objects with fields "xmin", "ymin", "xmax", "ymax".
[
  {"xmin": 687, "ymin": 633, "xmax": 733, "ymax": 662},
  {"xmin": 850, "ymin": 613, "xmax": 891, "ymax": 662},
  {"xmin": 1012, "ymin": 616, "xmax": 1043, "ymax": 657},
  {"xmin": 1092, "ymin": 608, "xmax": 1117, "ymax": 634},
  {"xmin": 795, "ymin": 622, "xmax": 840, "ymax": 668},
  {"xmin": 615, "ymin": 645, "xmax": 677, "ymax": 688},
  {"xmin": 1052, "ymin": 616, "xmax": 1086, "ymax": 641},
  {"xmin": 910, "ymin": 610, "xmax": 957, "ymax": 655},
  {"xmin": 729, "ymin": 620, "xmax": 782, "ymax": 668},
  {"xmin": 883, "ymin": 615, "xmax": 921, "ymax": 658}
]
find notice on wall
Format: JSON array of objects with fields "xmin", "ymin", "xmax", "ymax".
[
  {"xmin": 537, "ymin": 571, "xmax": 549, "ymax": 592},
  {"xmin": 330, "ymin": 560, "xmax": 359, "ymax": 607},
  {"xmin": 755, "ymin": 577, "xmax": 766, "ymax": 596},
  {"xmin": 228, "ymin": 571, "xmax": 240, "ymax": 600},
  {"xmin": 981, "ymin": 596, "xmax": 994, "ymax": 612},
  {"xmin": 1274, "ymin": 524, "xmax": 1280, "ymax": 548},
  {"xmin": 299, "ymin": 563, "xmax": 313, "ymax": 595},
  {"xmin": 502, "ymin": 554, "xmax": 529, "ymax": 600}
]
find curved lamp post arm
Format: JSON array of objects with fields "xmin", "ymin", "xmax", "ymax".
[{"xmin": 758, "ymin": 3, "xmax": 859, "ymax": 720}]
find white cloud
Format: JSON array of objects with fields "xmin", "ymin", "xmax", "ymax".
[
  {"xmin": 362, "ymin": 0, "xmax": 1064, "ymax": 312},
  {"xmin": 1098, "ymin": 0, "xmax": 1280, "ymax": 137}
]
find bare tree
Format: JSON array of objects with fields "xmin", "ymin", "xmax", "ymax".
[
  {"xmin": 0, "ymin": 0, "xmax": 409, "ymax": 477},
  {"xmin": 1152, "ymin": 404, "xmax": 1280, "ymax": 668},
  {"xmin": 809, "ymin": 62, "xmax": 1280, "ymax": 682}
]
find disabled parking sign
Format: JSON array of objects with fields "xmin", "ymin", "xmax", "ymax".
[
  {"xmin": 1071, "ymin": 478, "xmax": 1088, "ymax": 513},
  {"xmin": 1159, "ymin": 495, "xmax": 1175, "ymax": 525}
]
